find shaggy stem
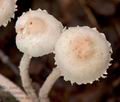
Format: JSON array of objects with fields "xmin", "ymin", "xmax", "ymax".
[
  {"xmin": 39, "ymin": 68, "xmax": 61, "ymax": 102},
  {"xmin": 19, "ymin": 54, "xmax": 39, "ymax": 102},
  {"xmin": 0, "ymin": 74, "xmax": 32, "ymax": 102}
]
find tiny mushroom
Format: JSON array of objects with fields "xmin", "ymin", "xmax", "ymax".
[
  {"xmin": 38, "ymin": 26, "xmax": 113, "ymax": 102},
  {"xmin": 0, "ymin": 0, "xmax": 17, "ymax": 27},
  {"xmin": 16, "ymin": 9, "xmax": 63, "ymax": 57},
  {"xmin": 15, "ymin": 9, "xmax": 63, "ymax": 102},
  {"xmin": 55, "ymin": 26, "xmax": 112, "ymax": 84}
]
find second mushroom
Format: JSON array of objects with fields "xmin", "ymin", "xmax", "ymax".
[{"xmin": 15, "ymin": 9, "xmax": 63, "ymax": 102}]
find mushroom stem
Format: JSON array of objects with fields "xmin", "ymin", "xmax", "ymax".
[
  {"xmin": 0, "ymin": 74, "xmax": 32, "ymax": 102},
  {"xmin": 19, "ymin": 54, "xmax": 39, "ymax": 102},
  {"xmin": 39, "ymin": 68, "xmax": 61, "ymax": 102}
]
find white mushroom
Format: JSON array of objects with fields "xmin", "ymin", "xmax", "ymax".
[
  {"xmin": 55, "ymin": 26, "xmax": 112, "ymax": 84},
  {"xmin": 38, "ymin": 26, "xmax": 112, "ymax": 102},
  {"xmin": 16, "ymin": 9, "xmax": 63, "ymax": 57},
  {"xmin": 15, "ymin": 9, "xmax": 63, "ymax": 102},
  {"xmin": 0, "ymin": 0, "xmax": 17, "ymax": 27}
]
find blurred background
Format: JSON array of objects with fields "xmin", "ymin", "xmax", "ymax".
[{"xmin": 0, "ymin": 0, "xmax": 120, "ymax": 102}]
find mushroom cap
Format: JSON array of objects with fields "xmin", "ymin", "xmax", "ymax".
[
  {"xmin": 55, "ymin": 26, "xmax": 112, "ymax": 84},
  {"xmin": 16, "ymin": 9, "xmax": 63, "ymax": 57},
  {"xmin": 0, "ymin": 0, "xmax": 17, "ymax": 27}
]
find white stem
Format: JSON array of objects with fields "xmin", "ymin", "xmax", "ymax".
[
  {"xmin": 39, "ymin": 68, "xmax": 61, "ymax": 102},
  {"xmin": 19, "ymin": 54, "xmax": 39, "ymax": 102},
  {"xmin": 0, "ymin": 74, "xmax": 32, "ymax": 102}
]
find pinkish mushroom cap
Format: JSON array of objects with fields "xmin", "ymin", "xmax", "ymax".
[
  {"xmin": 55, "ymin": 26, "xmax": 112, "ymax": 84},
  {"xmin": 16, "ymin": 9, "xmax": 63, "ymax": 57},
  {"xmin": 0, "ymin": 0, "xmax": 17, "ymax": 27}
]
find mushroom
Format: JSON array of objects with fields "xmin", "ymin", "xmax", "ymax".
[
  {"xmin": 39, "ymin": 26, "xmax": 113, "ymax": 102},
  {"xmin": 0, "ymin": 0, "xmax": 17, "ymax": 27},
  {"xmin": 15, "ymin": 9, "xmax": 63, "ymax": 102},
  {"xmin": 55, "ymin": 26, "xmax": 112, "ymax": 84}
]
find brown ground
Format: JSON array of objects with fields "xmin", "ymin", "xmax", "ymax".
[{"xmin": 0, "ymin": 0, "xmax": 120, "ymax": 102}]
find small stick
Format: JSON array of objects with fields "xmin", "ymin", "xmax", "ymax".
[
  {"xmin": 0, "ymin": 74, "xmax": 32, "ymax": 102},
  {"xmin": 78, "ymin": 0, "xmax": 100, "ymax": 29},
  {"xmin": 39, "ymin": 68, "xmax": 61, "ymax": 102},
  {"xmin": 19, "ymin": 54, "xmax": 39, "ymax": 102},
  {"xmin": 0, "ymin": 49, "xmax": 19, "ymax": 76}
]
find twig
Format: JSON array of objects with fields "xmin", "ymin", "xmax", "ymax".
[
  {"xmin": 0, "ymin": 49, "xmax": 19, "ymax": 76},
  {"xmin": 112, "ymin": 20, "xmax": 120, "ymax": 40},
  {"xmin": 78, "ymin": 0, "xmax": 100, "ymax": 29},
  {"xmin": 0, "ymin": 73, "xmax": 32, "ymax": 102}
]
